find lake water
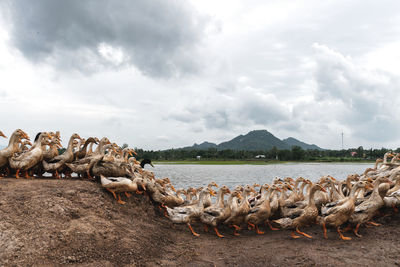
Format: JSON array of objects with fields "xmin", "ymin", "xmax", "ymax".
[{"xmin": 148, "ymin": 163, "xmax": 372, "ymax": 189}]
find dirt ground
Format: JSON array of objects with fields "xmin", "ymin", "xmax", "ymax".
[{"xmin": 1, "ymin": 178, "xmax": 400, "ymax": 266}]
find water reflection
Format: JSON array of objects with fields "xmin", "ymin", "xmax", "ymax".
[{"xmin": 148, "ymin": 163, "xmax": 372, "ymax": 189}]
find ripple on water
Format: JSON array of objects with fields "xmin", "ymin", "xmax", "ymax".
[{"xmin": 149, "ymin": 163, "xmax": 372, "ymax": 189}]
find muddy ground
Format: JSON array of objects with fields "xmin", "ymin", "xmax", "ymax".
[{"xmin": 0, "ymin": 178, "xmax": 399, "ymax": 266}]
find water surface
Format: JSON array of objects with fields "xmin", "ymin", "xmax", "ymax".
[{"xmin": 149, "ymin": 163, "xmax": 372, "ymax": 189}]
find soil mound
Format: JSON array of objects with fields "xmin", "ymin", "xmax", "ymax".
[{"xmin": 1, "ymin": 178, "xmax": 400, "ymax": 266}]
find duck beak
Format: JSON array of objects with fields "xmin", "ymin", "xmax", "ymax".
[
  {"xmin": 150, "ymin": 163, "xmax": 154, "ymax": 168},
  {"xmin": 129, "ymin": 151, "xmax": 133, "ymax": 157},
  {"xmin": 171, "ymin": 186, "xmax": 176, "ymax": 192},
  {"xmin": 0, "ymin": 132, "xmax": 7, "ymax": 138},
  {"xmin": 321, "ymin": 187, "xmax": 327, "ymax": 193},
  {"xmin": 132, "ymin": 150, "xmax": 138, "ymax": 156}
]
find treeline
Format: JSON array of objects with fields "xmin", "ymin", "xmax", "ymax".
[{"xmin": 135, "ymin": 146, "xmax": 400, "ymax": 161}]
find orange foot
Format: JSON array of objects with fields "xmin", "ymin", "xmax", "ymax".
[{"xmin": 291, "ymin": 231, "xmax": 301, "ymax": 239}]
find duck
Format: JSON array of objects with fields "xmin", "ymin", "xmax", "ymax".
[
  {"xmin": 43, "ymin": 133, "xmax": 82, "ymax": 177},
  {"xmin": 223, "ymin": 185, "xmax": 255, "ymax": 235},
  {"xmin": 43, "ymin": 138, "xmax": 61, "ymax": 161},
  {"xmin": 162, "ymin": 188, "xmax": 187, "ymax": 208},
  {"xmin": 100, "ymin": 174, "xmax": 145, "ymax": 204},
  {"xmin": 245, "ymin": 185, "xmax": 280, "ymax": 235},
  {"xmin": 349, "ymin": 177, "xmax": 391, "ymax": 237},
  {"xmin": 73, "ymin": 137, "xmax": 98, "ymax": 161},
  {"xmin": 273, "ymin": 183, "xmax": 326, "ymax": 239},
  {"xmin": 91, "ymin": 160, "xmax": 133, "ymax": 178},
  {"xmin": 166, "ymin": 187, "xmax": 214, "ymax": 237},
  {"xmin": 0, "ymin": 129, "xmax": 29, "ymax": 170},
  {"xmin": 200, "ymin": 188, "xmax": 241, "ymax": 238},
  {"xmin": 284, "ymin": 177, "xmax": 307, "ymax": 206},
  {"xmin": 9, "ymin": 132, "xmax": 51, "ymax": 178},
  {"xmin": 318, "ymin": 181, "xmax": 371, "ymax": 240},
  {"xmin": 85, "ymin": 137, "xmax": 99, "ymax": 157},
  {"xmin": 140, "ymin": 158, "xmax": 154, "ymax": 168},
  {"xmin": 203, "ymin": 181, "xmax": 219, "ymax": 208}
]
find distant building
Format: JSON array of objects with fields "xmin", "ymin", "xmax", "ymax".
[
  {"xmin": 255, "ymin": 155, "xmax": 266, "ymax": 159},
  {"xmin": 196, "ymin": 155, "xmax": 201, "ymax": 160},
  {"xmin": 350, "ymin": 151, "xmax": 357, "ymax": 157}
]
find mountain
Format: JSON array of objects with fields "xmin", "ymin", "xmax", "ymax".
[
  {"xmin": 190, "ymin": 142, "xmax": 218, "ymax": 150},
  {"xmin": 282, "ymin": 137, "xmax": 324, "ymax": 151},
  {"xmin": 218, "ymin": 130, "xmax": 289, "ymax": 151},
  {"xmin": 182, "ymin": 130, "xmax": 323, "ymax": 151}
]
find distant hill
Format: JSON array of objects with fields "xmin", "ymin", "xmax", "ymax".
[
  {"xmin": 282, "ymin": 137, "xmax": 324, "ymax": 151},
  {"xmin": 218, "ymin": 130, "xmax": 290, "ymax": 151},
  {"xmin": 191, "ymin": 142, "xmax": 218, "ymax": 150},
  {"xmin": 181, "ymin": 130, "xmax": 323, "ymax": 151}
]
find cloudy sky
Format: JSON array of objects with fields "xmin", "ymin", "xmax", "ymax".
[{"xmin": 0, "ymin": 0, "xmax": 399, "ymax": 150}]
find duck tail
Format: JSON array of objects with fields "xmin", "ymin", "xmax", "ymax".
[{"xmin": 272, "ymin": 218, "xmax": 292, "ymax": 229}]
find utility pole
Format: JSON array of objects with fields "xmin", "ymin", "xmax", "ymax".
[{"xmin": 341, "ymin": 132, "xmax": 344, "ymax": 150}]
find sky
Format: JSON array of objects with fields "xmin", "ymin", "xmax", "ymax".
[{"xmin": 0, "ymin": 0, "xmax": 400, "ymax": 150}]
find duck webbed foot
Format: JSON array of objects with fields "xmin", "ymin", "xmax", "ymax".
[
  {"xmin": 291, "ymin": 231, "xmax": 301, "ymax": 239},
  {"xmin": 353, "ymin": 223, "xmax": 363, "ymax": 238},
  {"xmin": 255, "ymin": 225, "xmax": 265, "ymax": 235},
  {"xmin": 214, "ymin": 227, "xmax": 225, "ymax": 238},
  {"xmin": 232, "ymin": 224, "xmax": 241, "ymax": 236},
  {"xmin": 188, "ymin": 223, "xmax": 200, "ymax": 237},
  {"xmin": 266, "ymin": 221, "xmax": 279, "ymax": 231},
  {"xmin": 15, "ymin": 169, "xmax": 20, "ymax": 179},
  {"xmin": 296, "ymin": 226, "xmax": 312, "ymax": 238},
  {"xmin": 337, "ymin": 226, "xmax": 351, "ymax": 240},
  {"xmin": 117, "ymin": 194, "xmax": 126, "ymax": 205},
  {"xmin": 124, "ymin": 192, "xmax": 132, "ymax": 198},
  {"xmin": 366, "ymin": 221, "xmax": 381, "ymax": 227}
]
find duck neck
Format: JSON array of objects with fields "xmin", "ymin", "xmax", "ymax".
[
  {"xmin": 346, "ymin": 177, "xmax": 353, "ymax": 195},
  {"xmin": 197, "ymin": 191, "xmax": 209, "ymax": 208},
  {"xmin": 307, "ymin": 186, "xmax": 319, "ymax": 207},
  {"xmin": 7, "ymin": 132, "xmax": 21, "ymax": 153},
  {"xmin": 87, "ymin": 142, "xmax": 94, "ymax": 154},
  {"xmin": 349, "ymin": 185, "xmax": 362, "ymax": 200},
  {"xmin": 262, "ymin": 188, "xmax": 273, "ymax": 209},
  {"xmin": 79, "ymin": 140, "xmax": 93, "ymax": 154},
  {"xmin": 66, "ymin": 136, "xmax": 76, "ymax": 154},
  {"xmin": 216, "ymin": 189, "xmax": 226, "ymax": 208},
  {"xmin": 299, "ymin": 181, "xmax": 307, "ymax": 197},
  {"xmin": 293, "ymin": 179, "xmax": 302, "ymax": 192}
]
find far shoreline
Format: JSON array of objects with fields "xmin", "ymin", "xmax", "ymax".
[{"xmin": 153, "ymin": 159, "xmax": 375, "ymax": 165}]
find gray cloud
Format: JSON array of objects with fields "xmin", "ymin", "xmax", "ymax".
[
  {"xmin": 1, "ymin": 0, "xmax": 205, "ymax": 77},
  {"xmin": 312, "ymin": 43, "xmax": 400, "ymax": 143}
]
